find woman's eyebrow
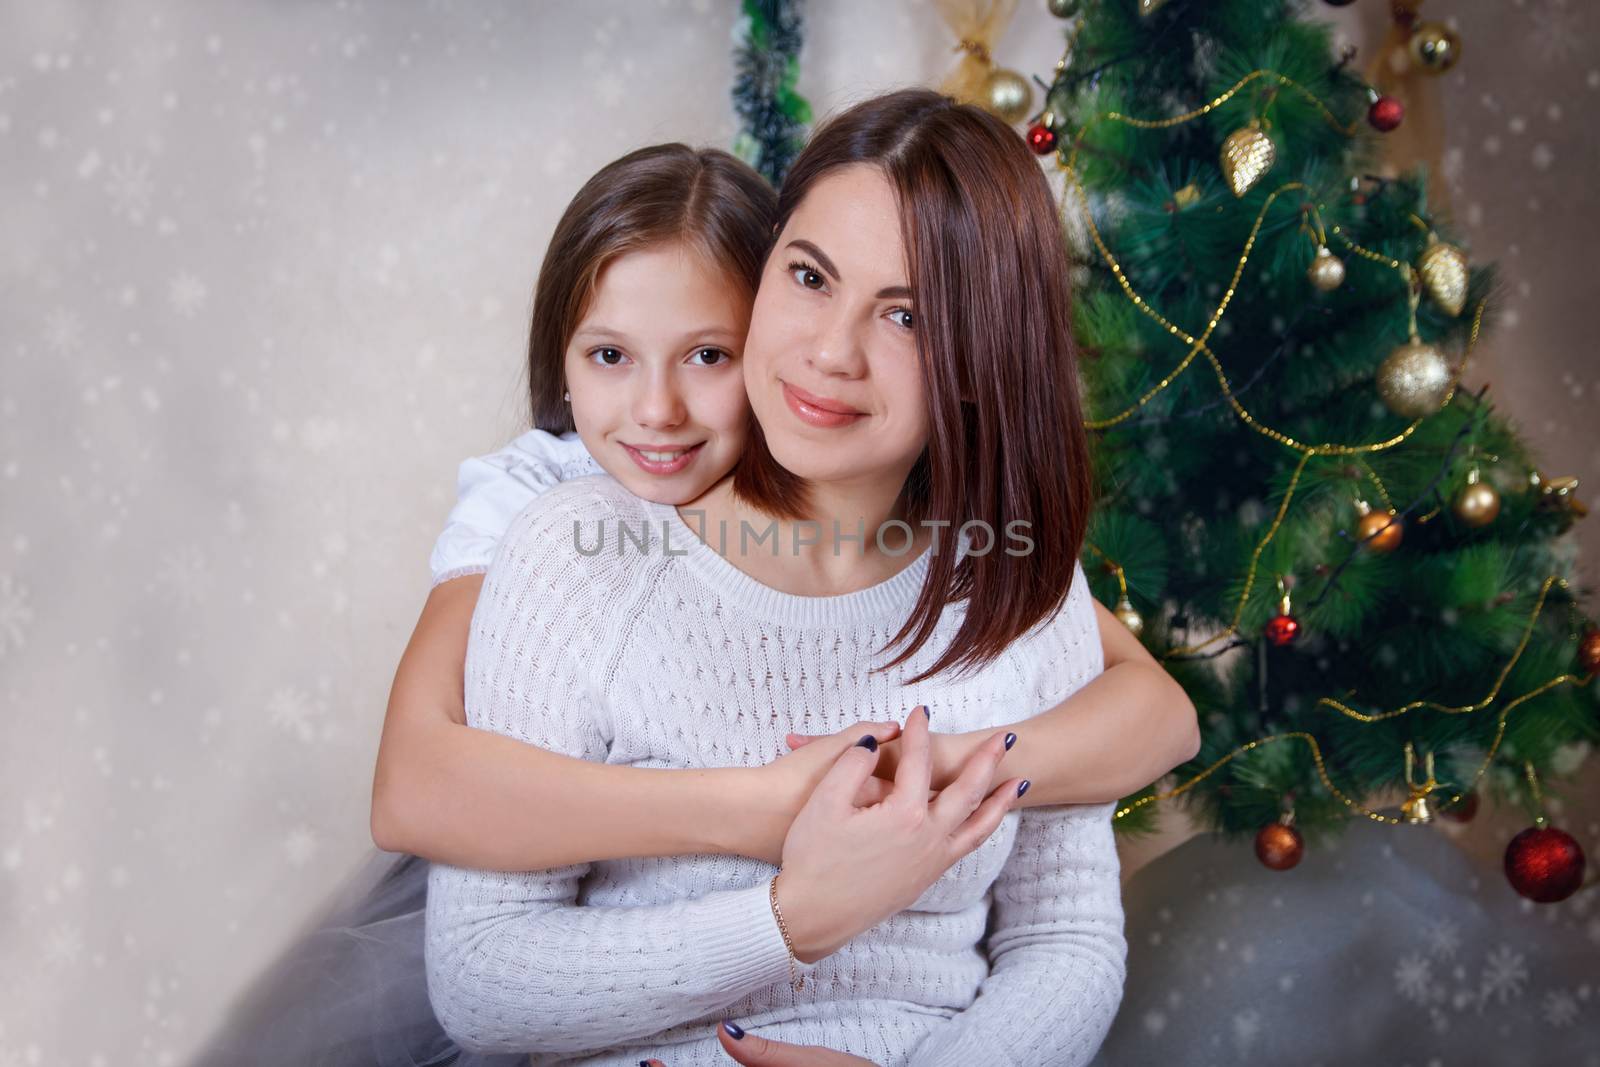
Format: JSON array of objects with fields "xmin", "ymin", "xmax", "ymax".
[
  {"xmin": 787, "ymin": 238, "xmax": 911, "ymax": 299},
  {"xmin": 787, "ymin": 239, "xmax": 840, "ymax": 280}
]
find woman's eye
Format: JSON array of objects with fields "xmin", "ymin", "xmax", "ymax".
[
  {"xmin": 689, "ymin": 347, "xmax": 730, "ymax": 366},
  {"xmin": 889, "ymin": 308, "xmax": 914, "ymax": 330},
  {"xmin": 788, "ymin": 261, "xmax": 826, "ymax": 291},
  {"xmin": 590, "ymin": 347, "xmax": 627, "ymax": 366}
]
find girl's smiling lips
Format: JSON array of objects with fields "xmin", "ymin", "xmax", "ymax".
[
  {"xmin": 619, "ymin": 441, "xmax": 705, "ymax": 475},
  {"xmin": 781, "ymin": 380, "xmax": 865, "ymax": 428}
]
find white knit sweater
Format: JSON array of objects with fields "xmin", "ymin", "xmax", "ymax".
[{"xmin": 424, "ymin": 474, "xmax": 1126, "ymax": 1067}]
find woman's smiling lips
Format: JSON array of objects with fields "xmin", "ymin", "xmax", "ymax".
[
  {"xmin": 620, "ymin": 441, "xmax": 704, "ymax": 475},
  {"xmin": 781, "ymin": 380, "xmax": 865, "ymax": 429}
]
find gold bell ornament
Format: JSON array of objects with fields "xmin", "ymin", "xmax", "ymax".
[{"xmin": 1400, "ymin": 741, "xmax": 1441, "ymax": 825}]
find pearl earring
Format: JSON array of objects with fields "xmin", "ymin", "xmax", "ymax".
[{"xmin": 562, "ymin": 391, "xmax": 571, "ymax": 402}]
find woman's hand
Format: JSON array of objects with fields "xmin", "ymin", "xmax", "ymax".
[
  {"xmin": 637, "ymin": 1020, "xmax": 881, "ymax": 1065},
  {"xmin": 772, "ymin": 705, "xmax": 1024, "ymax": 963}
]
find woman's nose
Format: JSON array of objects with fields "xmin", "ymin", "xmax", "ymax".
[{"xmin": 807, "ymin": 310, "xmax": 868, "ymax": 379}]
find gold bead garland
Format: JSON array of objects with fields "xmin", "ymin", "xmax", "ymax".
[{"xmin": 1044, "ymin": 50, "xmax": 1589, "ymax": 835}]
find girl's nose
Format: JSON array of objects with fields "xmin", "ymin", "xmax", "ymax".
[{"xmin": 632, "ymin": 373, "xmax": 687, "ymax": 430}]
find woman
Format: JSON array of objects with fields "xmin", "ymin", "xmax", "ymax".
[{"xmin": 424, "ymin": 89, "xmax": 1129, "ymax": 1066}]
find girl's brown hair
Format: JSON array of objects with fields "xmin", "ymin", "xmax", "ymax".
[
  {"xmin": 733, "ymin": 88, "xmax": 1094, "ymax": 684},
  {"xmin": 525, "ymin": 144, "xmax": 777, "ymax": 433}
]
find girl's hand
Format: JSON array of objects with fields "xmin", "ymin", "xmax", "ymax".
[
  {"xmin": 786, "ymin": 720, "xmax": 973, "ymax": 792},
  {"xmin": 745, "ymin": 720, "xmax": 907, "ymax": 865},
  {"xmin": 714, "ymin": 1019, "xmax": 879, "ymax": 1065},
  {"xmin": 773, "ymin": 705, "xmax": 1024, "ymax": 964},
  {"xmin": 636, "ymin": 1021, "xmax": 881, "ymax": 1065}
]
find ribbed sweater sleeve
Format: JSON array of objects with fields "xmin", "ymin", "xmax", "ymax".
[
  {"xmin": 906, "ymin": 800, "xmax": 1128, "ymax": 1067},
  {"xmin": 422, "ymin": 495, "xmax": 797, "ymax": 1055}
]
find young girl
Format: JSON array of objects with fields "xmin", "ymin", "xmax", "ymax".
[{"xmin": 191, "ymin": 139, "xmax": 1197, "ymax": 1065}]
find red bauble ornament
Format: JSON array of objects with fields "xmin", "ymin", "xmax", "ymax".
[
  {"xmin": 1265, "ymin": 611, "xmax": 1300, "ymax": 646},
  {"xmin": 1439, "ymin": 791, "xmax": 1479, "ymax": 823},
  {"xmin": 1255, "ymin": 820, "xmax": 1304, "ymax": 870},
  {"xmin": 1504, "ymin": 825, "xmax": 1587, "ymax": 903},
  {"xmin": 1368, "ymin": 95, "xmax": 1405, "ymax": 132},
  {"xmin": 1026, "ymin": 122, "xmax": 1058, "ymax": 155},
  {"xmin": 1578, "ymin": 627, "xmax": 1600, "ymax": 675}
]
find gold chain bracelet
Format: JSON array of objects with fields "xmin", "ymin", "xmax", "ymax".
[{"xmin": 769, "ymin": 872, "xmax": 804, "ymax": 992}]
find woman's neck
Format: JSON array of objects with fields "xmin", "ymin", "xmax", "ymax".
[{"xmin": 679, "ymin": 475, "xmax": 933, "ymax": 598}]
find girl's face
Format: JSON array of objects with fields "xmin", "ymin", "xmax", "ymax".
[
  {"xmin": 563, "ymin": 241, "xmax": 753, "ymax": 504},
  {"xmin": 741, "ymin": 165, "xmax": 930, "ymax": 496}
]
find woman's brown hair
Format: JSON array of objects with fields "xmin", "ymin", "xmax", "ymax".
[
  {"xmin": 525, "ymin": 144, "xmax": 777, "ymax": 433},
  {"xmin": 733, "ymin": 88, "xmax": 1094, "ymax": 685}
]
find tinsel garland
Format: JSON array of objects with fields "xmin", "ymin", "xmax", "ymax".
[{"xmin": 731, "ymin": 0, "xmax": 812, "ymax": 186}]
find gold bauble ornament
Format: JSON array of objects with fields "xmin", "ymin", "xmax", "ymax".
[
  {"xmin": 1408, "ymin": 22, "xmax": 1462, "ymax": 75},
  {"xmin": 1113, "ymin": 594, "xmax": 1145, "ymax": 637},
  {"xmin": 1139, "ymin": 0, "xmax": 1170, "ymax": 15},
  {"xmin": 1308, "ymin": 245, "xmax": 1346, "ymax": 292},
  {"xmin": 1220, "ymin": 120, "xmax": 1275, "ymax": 197},
  {"xmin": 1453, "ymin": 468, "xmax": 1501, "ymax": 527},
  {"xmin": 982, "ymin": 67, "xmax": 1033, "ymax": 126},
  {"xmin": 1046, "ymin": 0, "xmax": 1080, "ymax": 17},
  {"xmin": 1355, "ymin": 499, "xmax": 1403, "ymax": 553},
  {"xmin": 1418, "ymin": 234, "xmax": 1468, "ymax": 317},
  {"xmin": 1376, "ymin": 336, "xmax": 1452, "ymax": 418}
]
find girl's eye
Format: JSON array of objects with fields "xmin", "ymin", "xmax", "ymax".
[
  {"xmin": 788, "ymin": 260, "xmax": 827, "ymax": 291},
  {"xmin": 590, "ymin": 347, "xmax": 628, "ymax": 366},
  {"xmin": 688, "ymin": 347, "xmax": 730, "ymax": 367},
  {"xmin": 888, "ymin": 308, "xmax": 914, "ymax": 331}
]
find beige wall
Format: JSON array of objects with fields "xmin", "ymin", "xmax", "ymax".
[{"xmin": 2, "ymin": 2, "xmax": 1592, "ymax": 1059}]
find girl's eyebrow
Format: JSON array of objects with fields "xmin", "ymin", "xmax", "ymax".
[
  {"xmin": 572, "ymin": 326, "xmax": 632, "ymax": 343},
  {"xmin": 785, "ymin": 238, "xmax": 911, "ymax": 300},
  {"xmin": 574, "ymin": 325, "xmax": 743, "ymax": 345}
]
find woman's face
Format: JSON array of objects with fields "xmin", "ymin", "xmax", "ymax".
[
  {"xmin": 563, "ymin": 241, "xmax": 753, "ymax": 504},
  {"xmin": 741, "ymin": 164, "xmax": 930, "ymax": 494}
]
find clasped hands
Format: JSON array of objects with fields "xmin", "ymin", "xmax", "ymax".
[{"xmin": 647, "ymin": 705, "xmax": 1023, "ymax": 1065}]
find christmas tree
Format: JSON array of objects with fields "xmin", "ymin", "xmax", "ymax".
[{"xmin": 1032, "ymin": 0, "xmax": 1595, "ymax": 903}]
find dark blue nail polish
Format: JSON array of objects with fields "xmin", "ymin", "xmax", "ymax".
[
  {"xmin": 1004, "ymin": 732, "xmax": 1017, "ymax": 750},
  {"xmin": 922, "ymin": 705, "xmax": 931, "ymax": 720},
  {"xmin": 1017, "ymin": 780, "xmax": 1031, "ymax": 797},
  {"xmin": 640, "ymin": 1061, "xmax": 652, "ymax": 1066},
  {"xmin": 722, "ymin": 1020, "xmax": 745, "ymax": 1039},
  {"xmin": 855, "ymin": 735, "xmax": 877, "ymax": 751}
]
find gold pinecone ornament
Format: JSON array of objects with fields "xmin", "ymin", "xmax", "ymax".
[
  {"xmin": 1418, "ymin": 234, "xmax": 1468, "ymax": 317},
  {"xmin": 1221, "ymin": 120, "xmax": 1275, "ymax": 197}
]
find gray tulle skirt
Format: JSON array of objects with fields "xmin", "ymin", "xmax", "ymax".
[{"xmin": 184, "ymin": 849, "xmax": 528, "ymax": 1067}]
